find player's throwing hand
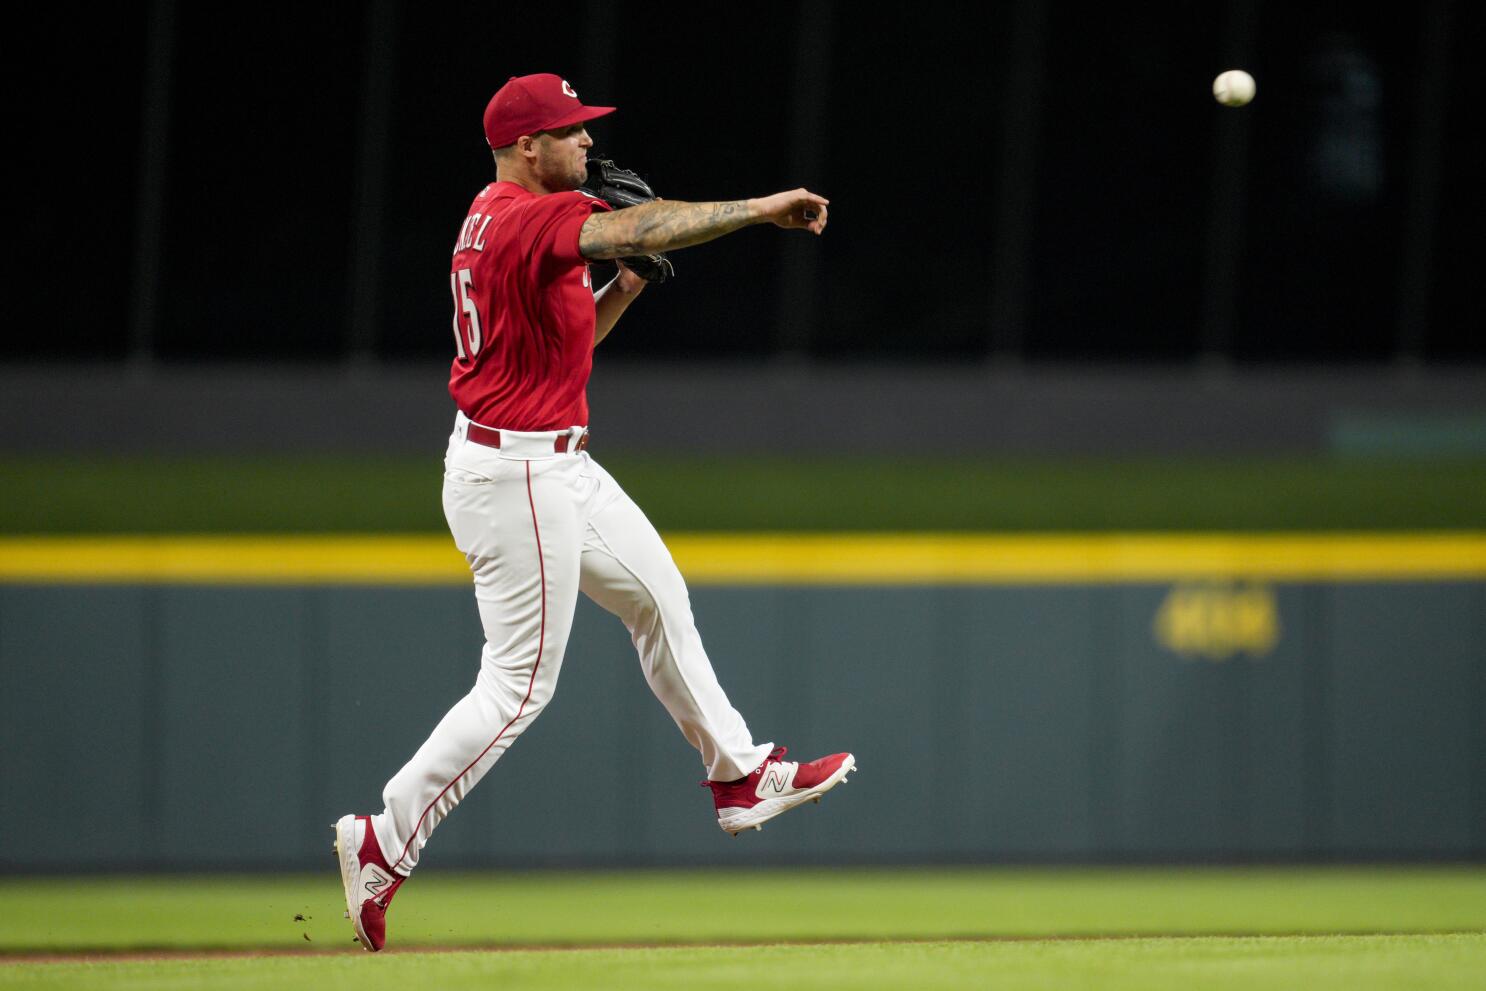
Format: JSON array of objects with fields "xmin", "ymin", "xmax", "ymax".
[{"xmin": 751, "ymin": 188, "xmax": 829, "ymax": 234}]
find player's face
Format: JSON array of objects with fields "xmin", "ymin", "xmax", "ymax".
[{"xmin": 534, "ymin": 123, "xmax": 594, "ymax": 191}]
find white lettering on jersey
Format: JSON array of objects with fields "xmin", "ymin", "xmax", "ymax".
[
  {"xmin": 582, "ymin": 265, "xmax": 591, "ymax": 289},
  {"xmin": 451, "ymin": 268, "xmax": 482, "ymax": 358},
  {"xmin": 452, "ymin": 215, "xmax": 473, "ymax": 255},
  {"xmin": 472, "ymin": 215, "xmax": 493, "ymax": 251},
  {"xmin": 455, "ymin": 214, "xmax": 494, "ymax": 254}
]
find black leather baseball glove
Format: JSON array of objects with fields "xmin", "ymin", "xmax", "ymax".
[{"xmin": 583, "ymin": 159, "xmax": 675, "ymax": 283}]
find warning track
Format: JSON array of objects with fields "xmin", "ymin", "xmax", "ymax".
[{"xmin": 5, "ymin": 931, "xmax": 1478, "ymax": 965}]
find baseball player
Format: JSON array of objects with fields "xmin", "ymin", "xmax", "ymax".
[{"xmin": 334, "ymin": 73, "xmax": 855, "ymax": 952}]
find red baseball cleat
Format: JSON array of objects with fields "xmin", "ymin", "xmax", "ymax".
[
  {"xmin": 333, "ymin": 814, "xmax": 406, "ymax": 952},
  {"xmin": 703, "ymin": 747, "xmax": 856, "ymax": 836}
]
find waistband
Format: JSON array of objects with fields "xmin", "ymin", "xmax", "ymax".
[{"xmin": 453, "ymin": 411, "xmax": 588, "ymax": 459}]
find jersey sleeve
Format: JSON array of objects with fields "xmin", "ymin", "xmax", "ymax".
[{"xmin": 521, "ymin": 190, "xmax": 612, "ymax": 279}]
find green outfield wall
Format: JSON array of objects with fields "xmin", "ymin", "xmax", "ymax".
[{"xmin": 1, "ymin": 534, "xmax": 1483, "ymax": 870}]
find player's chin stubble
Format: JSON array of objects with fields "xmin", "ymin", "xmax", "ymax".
[{"xmin": 541, "ymin": 158, "xmax": 585, "ymax": 192}]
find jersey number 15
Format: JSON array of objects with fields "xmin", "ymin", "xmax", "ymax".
[{"xmin": 449, "ymin": 267, "xmax": 482, "ymax": 359}]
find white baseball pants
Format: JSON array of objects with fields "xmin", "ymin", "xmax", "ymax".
[{"xmin": 372, "ymin": 413, "xmax": 773, "ymax": 873}]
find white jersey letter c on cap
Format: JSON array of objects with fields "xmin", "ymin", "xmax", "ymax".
[{"xmin": 562, "ymin": 80, "xmax": 577, "ymax": 98}]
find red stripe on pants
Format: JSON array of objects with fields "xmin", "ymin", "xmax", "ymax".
[{"xmin": 392, "ymin": 461, "xmax": 548, "ymax": 872}]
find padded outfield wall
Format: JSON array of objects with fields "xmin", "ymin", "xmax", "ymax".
[{"xmin": 1, "ymin": 534, "xmax": 1483, "ymax": 871}]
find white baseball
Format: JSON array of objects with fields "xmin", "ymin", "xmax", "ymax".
[{"xmin": 1212, "ymin": 69, "xmax": 1256, "ymax": 107}]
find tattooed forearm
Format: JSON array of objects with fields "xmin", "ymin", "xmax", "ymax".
[{"xmin": 580, "ymin": 200, "xmax": 759, "ymax": 260}]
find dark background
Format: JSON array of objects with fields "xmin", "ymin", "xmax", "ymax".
[{"xmin": 12, "ymin": 1, "xmax": 1483, "ymax": 368}]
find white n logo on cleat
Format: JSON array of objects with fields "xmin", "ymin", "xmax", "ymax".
[
  {"xmin": 757, "ymin": 762, "xmax": 796, "ymax": 797},
  {"xmin": 361, "ymin": 865, "xmax": 394, "ymax": 901}
]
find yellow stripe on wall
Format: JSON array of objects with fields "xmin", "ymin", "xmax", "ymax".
[
  {"xmin": 0, "ymin": 536, "xmax": 464, "ymax": 585},
  {"xmin": 1, "ymin": 533, "xmax": 1484, "ymax": 584},
  {"xmin": 672, "ymin": 532, "xmax": 1486, "ymax": 583}
]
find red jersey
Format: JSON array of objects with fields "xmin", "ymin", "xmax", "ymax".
[{"xmin": 447, "ymin": 181, "xmax": 611, "ymax": 430}]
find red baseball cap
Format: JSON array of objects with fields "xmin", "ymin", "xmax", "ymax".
[{"xmin": 483, "ymin": 74, "xmax": 615, "ymax": 149}]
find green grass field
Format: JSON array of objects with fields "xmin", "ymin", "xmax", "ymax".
[
  {"xmin": 2, "ymin": 868, "xmax": 1483, "ymax": 989},
  {"xmin": 3, "ymin": 456, "xmax": 1483, "ymax": 532}
]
